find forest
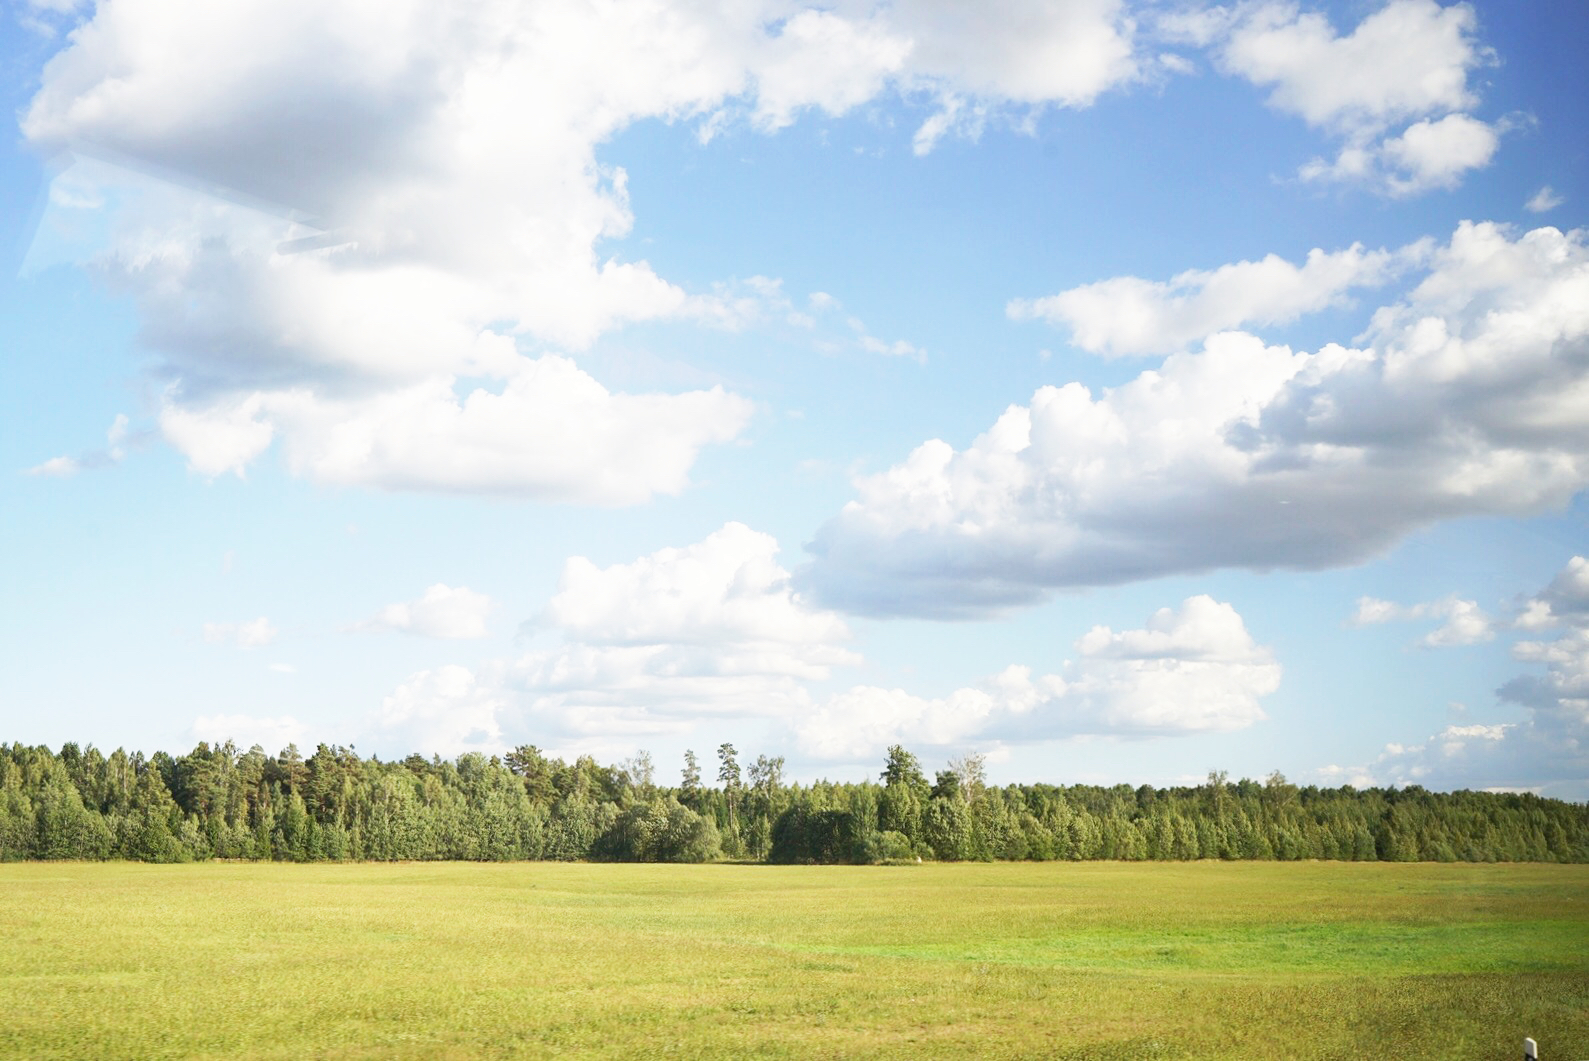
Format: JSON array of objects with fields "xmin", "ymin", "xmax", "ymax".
[{"xmin": 2, "ymin": 739, "xmax": 1584, "ymax": 864}]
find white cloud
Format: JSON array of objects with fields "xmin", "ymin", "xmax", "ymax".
[
  {"xmin": 1350, "ymin": 597, "xmax": 1402, "ymax": 626},
  {"xmin": 1527, "ymin": 186, "xmax": 1564, "ymax": 214},
  {"xmin": 1049, "ymin": 595, "xmax": 1280, "ymax": 734},
  {"xmin": 804, "ymin": 221, "xmax": 1589, "ymax": 617},
  {"xmin": 1421, "ymin": 599, "xmax": 1494, "ymax": 647},
  {"xmin": 545, "ymin": 523, "xmax": 850, "ymax": 651},
  {"xmin": 152, "ymin": 350, "xmax": 753, "ymax": 502},
  {"xmin": 194, "ymin": 665, "xmax": 506, "ymax": 760},
  {"xmin": 22, "ymin": 0, "xmax": 1141, "ymax": 498},
  {"xmin": 689, "ymin": 278, "xmax": 925, "ymax": 361},
  {"xmin": 1077, "ymin": 595, "xmax": 1268, "ymax": 662},
  {"xmin": 106, "ymin": 414, "xmax": 128, "ymax": 457},
  {"xmin": 1325, "ymin": 557, "xmax": 1589, "ymax": 799},
  {"xmin": 753, "ymin": 11, "xmax": 912, "ymax": 131},
  {"xmin": 530, "ymin": 552, "xmax": 1277, "ymax": 762},
  {"xmin": 902, "ymin": 0, "xmax": 1138, "ymax": 151},
  {"xmin": 686, "ymin": 275, "xmax": 801, "ymax": 332},
  {"xmin": 347, "ymin": 531, "xmax": 1278, "ymax": 762},
  {"xmin": 1157, "ymin": 7, "xmax": 1238, "ymax": 49},
  {"xmin": 14, "ymin": 0, "xmax": 84, "ymax": 39},
  {"xmin": 1219, "ymin": 0, "xmax": 1483, "ymax": 134},
  {"xmin": 802, "ymin": 292, "xmax": 926, "ymax": 361},
  {"xmin": 509, "ymin": 524, "xmax": 858, "ymax": 743},
  {"xmin": 278, "ymin": 532, "xmax": 1277, "ymax": 762},
  {"xmin": 796, "ymin": 595, "xmax": 1279, "ymax": 760},
  {"xmin": 24, "ymin": 456, "xmax": 81, "ymax": 478},
  {"xmin": 858, "ymin": 335, "xmax": 928, "ymax": 362},
  {"xmin": 375, "ymin": 665, "xmax": 507, "ymax": 758},
  {"xmin": 910, "ymin": 93, "xmax": 988, "ymax": 156},
  {"xmin": 1379, "ymin": 112, "xmax": 1499, "ymax": 193},
  {"xmin": 1301, "ymin": 111, "xmax": 1503, "ymax": 195},
  {"xmin": 1512, "ymin": 556, "xmax": 1589, "ymax": 631},
  {"xmin": 1156, "ymin": 52, "xmax": 1196, "ymax": 76},
  {"xmin": 898, "ymin": 0, "xmax": 1136, "ymax": 106},
  {"xmin": 1195, "ymin": 0, "xmax": 1498, "ymax": 195},
  {"xmin": 1326, "ymin": 557, "xmax": 1589, "ymax": 797},
  {"xmin": 1009, "ymin": 241, "xmax": 1421, "ymax": 357},
  {"xmin": 301, "ymin": 524, "xmax": 855, "ymax": 760},
  {"xmin": 1514, "ymin": 599, "xmax": 1556, "ymax": 632},
  {"xmin": 160, "ymin": 393, "xmax": 274, "ymax": 479},
  {"xmin": 23, "ymin": 413, "xmax": 131, "ymax": 477},
  {"xmin": 796, "ymin": 684, "xmax": 1003, "ymax": 761},
  {"xmin": 203, "ymin": 617, "xmax": 278, "ymax": 648},
  {"xmin": 1542, "ymin": 556, "xmax": 1589, "ymax": 618},
  {"xmin": 358, "ymin": 584, "xmax": 493, "ymax": 640},
  {"xmin": 182, "ymin": 360, "xmax": 753, "ymax": 504},
  {"xmin": 1348, "ymin": 595, "xmax": 1495, "ymax": 647},
  {"xmin": 191, "ymin": 713, "xmax": 310, "ymax": 754}
]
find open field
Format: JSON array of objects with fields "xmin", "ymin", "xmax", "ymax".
[{"xmin": 1, "ymin": 861, "xmax": 1585, "ymax": 1059}]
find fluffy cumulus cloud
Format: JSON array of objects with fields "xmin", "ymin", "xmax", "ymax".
[
  {"xmin": 374, "ymin": 665, "xmax": 508, "ymax": 758},
  {"xmin": 203, "ymin": 617, "xmax": 278, "ymax": 648},
  {"xmin": 804, "ymin": 221, "xmax": 1589, "ymax": 617},
  {"xmin": 1219, "ymin": 0, "xmax": 1481, "ymax": 130},
  {"xmin": 1172, "ymin": 0, "xmax": 1502, "ymax": 195},
  {"xmin": 324, "ymin": 523, "xmax": 854, "ymax": 760},
  {"xmin": 22, "ymin": 0, "xmax": 1140, "ymax": 497},
  {"xmin": 1328, "ymin": 557, "xmax": 1589, "ymax": 798},
  {"xmin": 335, "ymin": 530, "xmax": 1278, "ymax": 763},
  {"xmin": 544, "ymin": 523, "xmax": 850, "ymax": 650},
  {"xmin": 356, "ymin": 584, "xmax": 493, "ymax": 640},
  {"xmin": 1374, "ymin": 112, "xmax": 1501, "ymax": 195},
  {"xmin": 159, "ymin": 360, "xmax": 752, "ymax": 503},
  {"xmin": 899, "ymin": 0, "xmax": 1136, "ymax": 105},
  {"xmin": 1009, "ymin": 240, "xmax": 1423, "ymax": 357},
  {"xmin": 507, "ymin": 523, "xmax": 858, "ymax": 745},
  {"xmin": 750, "ymin": 9, "xmax": 912, "ymax": 132},
  {"xmin": 796, "ymin": 595, "xmax": 1280, "ymax": 760},
  {"xmin": 894, "ymin": 0, "xmax": 1138, "ymax": 152}
]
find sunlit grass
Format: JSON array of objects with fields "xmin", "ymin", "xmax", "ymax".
[{"xmin": 1, "ymin": 861, "xmax": 1584, "ymax": 1059}]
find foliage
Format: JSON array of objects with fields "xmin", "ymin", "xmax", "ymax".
[{"xmin": 0, "ymin": 740, "xmax": 1585, "ymax": 865}]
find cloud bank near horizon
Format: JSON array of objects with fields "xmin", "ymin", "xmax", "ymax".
[
  {"xmin": 1326, "ymin": 556, "xmax": 1589, "ymax": 799},
  {"xmin": 192, "ymin": 526, "xmax": 1283, "ymax": 766}
]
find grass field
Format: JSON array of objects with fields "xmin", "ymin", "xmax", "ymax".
[{"xmin": 1, "ymin": 861, "xmax": 1585, "ymax": 1059}]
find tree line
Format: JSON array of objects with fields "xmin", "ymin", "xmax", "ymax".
[{"xmin": 1, "ymin": 740, "xmax": 1584, "ymax": 864}]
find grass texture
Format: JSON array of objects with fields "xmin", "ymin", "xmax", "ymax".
[{"xmin": 0, "ymin": 861, "xmax": 1585, "ymax": 1059}]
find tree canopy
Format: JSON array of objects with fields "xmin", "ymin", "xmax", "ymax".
[{"xmin": 1, "ymin": 740, "xmax": 1584, "ymax": 865}]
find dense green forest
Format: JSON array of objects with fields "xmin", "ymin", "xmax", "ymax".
[{"xmin": 2, "ymin": 740, "xmax": 1584, "ymax": 864}]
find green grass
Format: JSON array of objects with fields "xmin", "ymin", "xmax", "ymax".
[{"xmin": 1, "ymin": 861, "xmax": 1585, "ymax": 1059}]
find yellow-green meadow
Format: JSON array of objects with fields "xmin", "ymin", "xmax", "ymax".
[{"xmin": 2, "ymin": 861, "xmax": 1585, "ymax": 1059}]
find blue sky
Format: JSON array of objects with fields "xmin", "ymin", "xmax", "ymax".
[{"xmin": 3, "ymin": 0, "xmax": 1587, "ymax": 797}]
